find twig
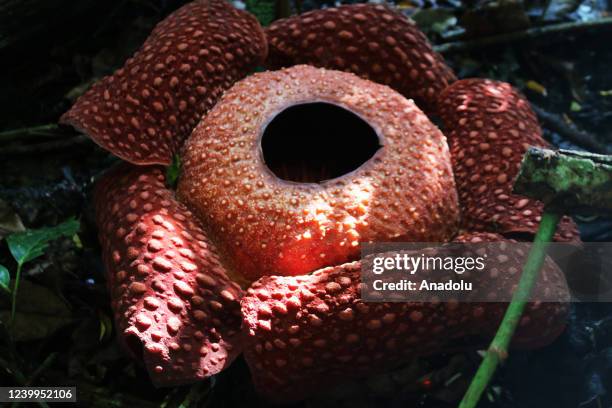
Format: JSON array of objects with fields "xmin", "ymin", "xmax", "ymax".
[
  {"xmin": 0, "ymin": 356, "xmax": 49, "ymax": 408},
  {"xmin": 26, "ymin": 353, "xmax": 58, "ymax": 386},
  {"xmin": 539, "ymin": 0, "xmax": 554, "ymax": 21},
  {"xmin": 10, "ymin": 263, "xmax": 24, "ymax": 323},
  {"xmin": 531, "ymin": 105, "xmax": 611, "ymax": 154},
  {"xmin": 434, "ymin": 17, "xmax": 612, "ymax": 53},
  {"xmin": 8, "ymin": 353, "xmax": 58, "ymax": 408},
  {"xmin": 0, "ymin": 135, "xmax": 91, "ymax": 156},
  {"xmin": 0, "ymin": 124, "xmax": 61, "ymax": 142},
  {"xmin": 459, "ymin": 211, "xmax": 561, "ymax": 408}
]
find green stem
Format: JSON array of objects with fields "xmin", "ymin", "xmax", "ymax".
[
  {"xmin": 459, "ymin": 211, "xmax": 561, "ymax": 408},
  {"xmin": 0, "ymin": 124, "xmax": 60, "ymax": 142},
  {"xmin": 10, "ymin": 262, "xmax": 23, "ymax": 323}
]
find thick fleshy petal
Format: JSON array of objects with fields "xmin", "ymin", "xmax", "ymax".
[
  {"xmin": 437, "ymin": 79, "xmax": 579, "ymax": 241},
  {"xmin": 241, "ymin": 232, "xmax": 569, "ymax": 402},
  {"xmin": 264, "ymin": 3, "xmax": 456, "ymax": 115},
  {"xmin": 178, "ymin": 65, "xmax": 459, "ymax": 281},
  {"xmin": 94, "ymin": 164, "xmax": 243, "ymax": 386},
  {"xmin": 61, "ymin": 0, "xmax": 267, "ymax": 165}
]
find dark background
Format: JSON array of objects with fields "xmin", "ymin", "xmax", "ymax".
[{"xmin": 0, "ymin": 0, "xmax": 611, "ymax": 406}]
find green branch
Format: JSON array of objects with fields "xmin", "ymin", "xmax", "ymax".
[{"xmin": 459, "ymin": 211, "xmax": 561, "ymax": 408}]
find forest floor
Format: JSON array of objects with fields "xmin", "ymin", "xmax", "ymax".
[{"xmin": 0, "ymin": 0, "xmax": 611, "ymax": 407}]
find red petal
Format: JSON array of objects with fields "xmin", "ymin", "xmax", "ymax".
[
  {"xmin": 241, "ymin": 231, "xmax": 568, "ymax": 402},
  {"xmin": 453, "ymin": 231, "xmax": 569, "ymax": 349},
  {"xmin": 264, "ymin": 4, "xmax": 456, "ymax": 115},
  {"xmin": 437, "ymin": 79, "xmax": 579, "ymax": 241},
  {"xmin": 178, "ymin": 65, "xmax": 459, "ymax": 281},
  {"xmin": 94, "ymin": 164, "xmax": 243, "ymax": 386},
  {"xmin": 61, "ymin": 0, "xmax": 267, "ymax": 165}
]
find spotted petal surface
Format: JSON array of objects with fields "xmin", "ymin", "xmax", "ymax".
[
  {"xmin": 265, "ymin": 3, "xmax": 456, "ymax": 115},
  {"xmin": 61, "ymin": 0, "xmax": 267, "ymax": 165},
  {"xmin": 241, "ymin": 232, "xmax": 569, "ymax": 402},
  {"xmin": 437, "ymin": 79, "xmax": 580, "ymax": 241},
  {"xmin": 94, "ymin": 164, "xmax": 243, "ymax": 386}
]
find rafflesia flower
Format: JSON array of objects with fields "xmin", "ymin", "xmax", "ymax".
[{"xmin": 61, "ymin": 0, "xmax": 579, "ymax": 402}]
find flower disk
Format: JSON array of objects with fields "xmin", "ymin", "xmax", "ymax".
[
  {"xmin": 61, "ymin": 0, "xmax": 267, "ymax": 165},
  {"xmin": 177, "ymin": 65, "xmax": 459, "ymax": 281},
  {"xmin": 265, "ymin": 3, "xmax": 456, "ymax": 115},
  {"xmin": 94, "ymin": 164, "xmax": 243, "ymax": 386}
]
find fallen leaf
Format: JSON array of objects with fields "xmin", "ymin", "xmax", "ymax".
[
  {"xmin": 99, "ymin": 311, "xmax": 113, "ymax": 342},
  {"xmin": 571, "ymin": 101, "xmax": 583, "ymax": 112},
  {"xmin": 526, "ymin": 80, "xmax": 548, "ymax": 96},
  {"xmin": 538, "ymin": 0, "xmax": 582, "ymax": 21},
  {"xmin": 0, "ymin": 199, "xmax": 25, "ymax": 240},
  {"xmin": 412, "ymin": 8, "xmax": 458, "ymax": 37},
  {"xmin": 461, "ymin": 0, "xmax": 530, "ymax": 37},
  {"xmin": 0, "ymin": 280, "xmax": 73, "ymax": 341},
  {"xmin": 0, "ymin": 265, "xmax": 9, "ymax": 293}
]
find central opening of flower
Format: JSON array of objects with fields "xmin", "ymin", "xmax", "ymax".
[{"xmin": 261, "ymin": 102, "xmax": 381, "ymax": 183}]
